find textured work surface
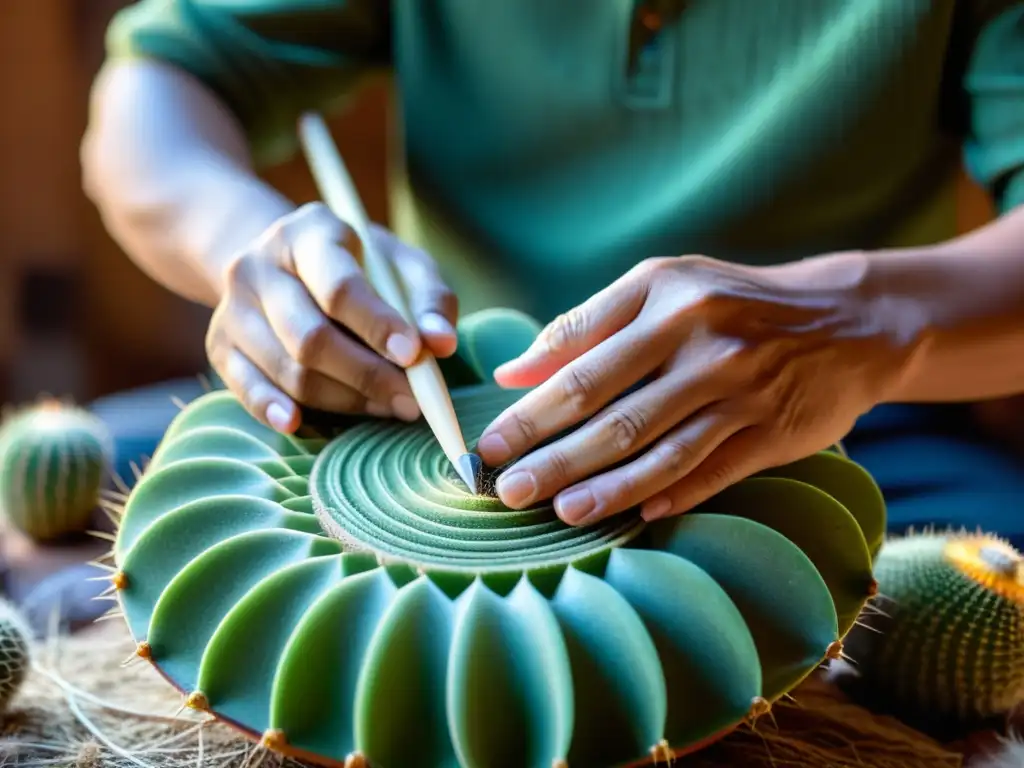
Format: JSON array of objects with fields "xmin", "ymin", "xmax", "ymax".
[{"xmin": 112, "ymin": 308, "xmax": 885, "ymax": 768}]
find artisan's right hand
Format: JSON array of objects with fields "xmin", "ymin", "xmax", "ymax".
[{"xmin": 206, "ymin": 202, "xmax": 458, "ymax": 434}]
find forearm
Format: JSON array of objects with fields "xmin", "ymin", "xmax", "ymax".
[
  {"xmin": 864, "ymin": 207, "xmax": 1024, "ymax": 403},
  {"xmin": 81, "ymin": 59, "xmax": 295, "ymax": 306}
]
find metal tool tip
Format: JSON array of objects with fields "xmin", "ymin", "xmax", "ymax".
[{"xmin": 456, "ymin": 453, "xmax": 483, "ymax": 495}]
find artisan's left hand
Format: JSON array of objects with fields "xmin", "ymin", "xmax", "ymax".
[{"xmin": 475, "ymin": 253, "xmax": 917, "ymax": 525}]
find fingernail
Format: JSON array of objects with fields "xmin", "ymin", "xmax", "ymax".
[
  {"xmin": 366, "ymin": 401, "xmax": 393, "ymax": 418},
  {"xmin": 386, "ymin": 333, "xmax": 419, "ymax": 366},
  {"xmin": 419, "ymin": 312, "xmax": 455, "ymax": 337},
  {"xmin": 556, "ymin": 487, "xmax": 596, "ymax": 524},
  {"xmin": 642, "ymin": 497, "xmax": 672, "ymax": 520},
  {"xmin": 391, "ymin": 394, "xmax": 421, "ymax": 422},
  {"xmin": 497, "ymin": 471, "xmax": 536, "ymax": 508},
  {"xmin": 476, "ymin": 432, "xmax": 512, "ymax": 465},
  {"xmin": 266, "ymin": 402, "xmax": 292, "ymax": 432}
]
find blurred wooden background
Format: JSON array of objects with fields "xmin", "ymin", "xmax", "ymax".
[
  {"xmin": 0, "ymin": 0, "xmax": 391, "ymax": 407},
  {"xmin": 0, "ymin": 0, "xmax": 997, "ymax": 409}
]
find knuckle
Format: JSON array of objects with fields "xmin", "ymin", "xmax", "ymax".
[
  {"xmin": 544, "ymin": 448, "xmax": 574, "ymax": 486},
  {"xmin": 704, "ymin": 462, "xmax": 736, "ymax": 492},
  {"xmin": 367, "ymin": 313, "xmax": 400, "ymax": 353},
  {"xmin": 280, "ymin": 361, "xmax": 316, "ymax": 403},
  {"xmin": 559, "ymin": 365, "xmax": 601, "ymax": 414},
  {"xmin": 650, "ymin": 310, "xmax": 684, "ymax": 339},
  {"xmin": 656, "ymin": 438, "xmax": 699, "ymax": 477},
  {"xmin": 508, "ymin": 412, "xmax": 541, "ymax": 447},
  {"xmin": 293, "ymin": 201, "xmax": 335, "ymax": 229},
  {"xmin": 355, "ymin": 363, "xmax": 390, "ymax": 399},
  {"xmin": 223, "ymin": 251, "xmax": 257, "ymax": 288},
  {"xmin": 292, "ymin": 320, "xmax": 333, "ymax": 367},
  {"xmin": 259, "ymin": 217, "xmax": 292, "ymax": 255},
  {"xmin": 323, "ymin": 275, "xmax": 357, "ymax": 317},
  {"xmin": 543, "ymin": 309, "xmax": 588, "ymax": 353},
  {"xmin": 283, "ymin": 202, "xmax": 345, "ymax": 246},
  {"xmin": 296, "ymin": 200, "xmax": 331, "ymax": 219},
  {"xmin": 634, "ymin": 256, "xmax": 673, "ymax": 279},
  {"xmin": 601, "ymin": 405, "xmax": 648, "ymax": 454}
]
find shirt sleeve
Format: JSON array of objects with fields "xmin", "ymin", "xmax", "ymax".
[
  {"xmin": 962, "ymin": 3, "xmax": 1024, "ymax": 214},
  {"xmin": 104, "ymin": 0, "xmax": 391, "ymax": 167}
]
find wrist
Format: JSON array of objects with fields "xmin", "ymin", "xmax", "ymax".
[
  {"xmin": 856, "ymin": 240, "xmax": 1024, "ymax": 403},
  {"xmin": 767, "ymin": 248, "xmax": 934, "ymax": 405},
  {"xmin": 178, "ymin": 170, "xmax": 295, "ymax": 301},
  {"xmin": 856, "ymin": 246, "xmax": 939, "ymax": 403}
]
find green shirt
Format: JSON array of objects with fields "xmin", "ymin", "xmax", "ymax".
[{"xmin": 105, "ymin": 0, "xmax": 1024, "ymax": 321}]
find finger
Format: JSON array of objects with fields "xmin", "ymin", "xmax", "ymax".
[
  {"xmin": 641, "ymin": 425, "xmax": 771, "ymax": 520},
  {"xmin": 492, "ymin": 368, "xmax": 727, "ymax": 508},
  {"xmin": 382, "ymin": 227, "xmax": 459, "ymax": 358},
  {"xmin": 492, "ymin": 267, "xmax": 650, "ymax": 388},
  {"xmin": 544, "ymin": 405, "xmax": 749, "ymax": 525},
  {"xmin": 476, "ymin": 322, "xmax": 672, "ymax": 467},
  {"xmin": 209, "ymin": 342, "xmax": 301, "ymax": 434},
  {"xmin": 258, "ymin": 271, "xmax": 419, "ymax": 419},
  {"xmin": 284, "ymin": 210, "xmax": 424, "ymax": 368},
  {"xmin": 224, "ymin": 297, "xmax": 400, "ymax": 418}
]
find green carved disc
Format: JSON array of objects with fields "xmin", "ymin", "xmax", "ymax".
[
  {"xmin": 113, "ymin": 307, "xmax": 885, "ymax": 768},
  {"xmin": 311, "ymin": 383, "xmax": 645, "ymax": 578}
]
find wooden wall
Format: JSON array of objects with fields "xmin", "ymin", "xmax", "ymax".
[{"xmin": 0, "ymin": 0, "xmax": 390, "ymax": 407}]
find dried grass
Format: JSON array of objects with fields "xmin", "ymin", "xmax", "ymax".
[{"xmin": 0, "ymin": 619, "xmax": 969, "ymax": 768}]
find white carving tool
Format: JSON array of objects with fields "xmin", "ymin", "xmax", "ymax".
[{"xmin": 297, "ymin": 112, "xmax": 481, "ymax": 493}]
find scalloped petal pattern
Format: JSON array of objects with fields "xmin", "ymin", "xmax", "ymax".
[{"xmin": 113, "ymin": 308, "xmax": 884, "ymax": 768}]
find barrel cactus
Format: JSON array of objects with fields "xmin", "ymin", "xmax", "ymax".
[
  {"xmin": 0, "ymin": 399, "xmax": 112, "ymax": 541},
  {"xmin": 110, "ymin": 308, "xmax": 885, "ymax": 768},
  {"xmin": 845, "ymin": 531, "xmax": 1024, "ymax": 732},
  {"xmin": 0, "ymin": 597, "xmax": 31, "ymax": 714}
]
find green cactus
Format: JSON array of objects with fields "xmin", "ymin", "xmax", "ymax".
[
  {"xmin": 845, "ymin": 531, "xmax": 1024, "ymax": 732},
  {"xmin": 0, "ymin": 399, "xmax": 112, "ymax": 541},
  {"xmin": 111, "ymin": 308, "xmax": 885, "ymax": 768},
  {"xmin": 0, "ymin": 597, "xmax": 31, "ymax": 714}
]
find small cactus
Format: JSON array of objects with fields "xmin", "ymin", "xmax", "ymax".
[
  {"xmin": 845, "ymin": 531, "xmax": 1024, "ymax": 732},
  {"xmin": 0, "ymin": 399, "xmax": 112, "ymax": 541},
  {"xmin": 0, "ymin": 597, "xmax": 30, "ymax": 714}
]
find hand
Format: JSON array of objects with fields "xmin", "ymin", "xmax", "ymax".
[
  {"xmin": 475, "ymin": 253, "xmax": 915, "ymax": 525},
  {"xmin": 206, "ymin": 202, "xmax": 457, "ymax": 433}
]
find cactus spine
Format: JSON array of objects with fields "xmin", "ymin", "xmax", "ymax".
[
  {"xmin": 846, "ymin": 531, "xmax": 1024, "ymax": 731},
  {"xmin": 0, "ymin": 399, "xmax": 112, "ymax": 541},
  {"xmin": 0, "ymin": 597, "xmax": 30, "ymax": 714}
]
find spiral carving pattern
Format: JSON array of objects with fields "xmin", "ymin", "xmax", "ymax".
[{"xmin": 312, "ymin": 383, "xmax": 645, "ymax": 573}]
